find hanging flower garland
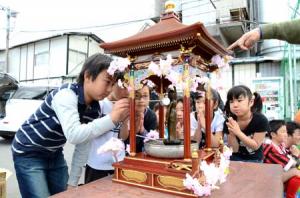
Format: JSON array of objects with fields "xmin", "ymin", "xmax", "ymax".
[{"xmin": 106, "ymin": 54, "xmax": 233, "ymax": 92}]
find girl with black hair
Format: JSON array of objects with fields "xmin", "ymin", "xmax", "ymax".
[
  {"xmin": 190, "ymin": 89, "xmax": 225, "ymax": 148},
  {"xmin": 224, "ymin": 85, "xmax": 269, "ymax": 162}
]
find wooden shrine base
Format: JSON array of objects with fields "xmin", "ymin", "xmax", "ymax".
[
  {"xmin": 112, "ymin": 150, "xmax": 216, "ymax": 197},
  {"xmin": 51, "ymin": 161, "xmax": 283, "ymax": 198}
]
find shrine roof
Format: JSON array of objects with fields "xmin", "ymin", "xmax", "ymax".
[{"xmin": 100, "ymin": 12, "xmax": 229, "ymax": 60}]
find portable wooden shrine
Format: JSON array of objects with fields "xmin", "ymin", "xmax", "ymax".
[{"xmin": 100, "ymin": 2, "xmax": 228, "ymax": 197}]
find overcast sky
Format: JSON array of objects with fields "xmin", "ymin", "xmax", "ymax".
[{"xmin": 0, "ymin": 0, "xmax": 165, "ymax": 49}]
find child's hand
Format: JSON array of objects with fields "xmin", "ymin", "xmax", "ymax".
[
  {"xmin": 197, "ymin": 111, "xmax": 205, "ymax": 130},
  {"xmin": 226, "ymin": 117, "xmax": 242, "ymax": 136},
  {"xmin": 135, "ymin": 112, "xmax": 144, "ymax": 133},
  {"xmin": 110, "ymin": 98, "xmax": 129, "ymax": 124},
  {"xmin": 176, "ymin": 121, "xmax": 183, "ymax": 139}
]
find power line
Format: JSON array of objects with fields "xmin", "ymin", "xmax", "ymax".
[{"xmin": 16, "ymin": 16, "xmax": 157, "ymax": 33}]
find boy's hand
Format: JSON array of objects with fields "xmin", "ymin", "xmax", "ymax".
[{"xmin": 110, "ymin": 98, "xmax": 129, "ymax": 124}]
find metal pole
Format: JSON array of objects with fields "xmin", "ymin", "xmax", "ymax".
[
  {"xmin": 293, "ymin": 45, "xmax": 297, "ymax": 119},
  {"xmin": 288, "ymin": 44, "xmax": 295, "ymax": 120},
  {"xmin": 5, "ymin": 7, "xmax": 11, "ymax": 73}
]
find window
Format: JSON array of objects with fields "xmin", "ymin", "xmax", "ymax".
[
  {"xmin": 0, "ymin": 61, "xmax": 5, "ymax": 72},
  {"xmin": 34, "ymin": 52, "xmax": 49, "ymax": 67},
  {"xmin": 68, "ymin": 49, "xmax": 87, "ymax": 75}
]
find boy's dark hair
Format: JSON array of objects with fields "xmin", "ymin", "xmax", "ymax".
[
  {"xmin": 286, "ymin": 121, "xmax": 300, "ymax": 136},
  {"xmin": 114, "ymin": 71, "xmax": 125, "ymax": 81},
  {"xmin": 226, "ymin": 85, "xmax": 262, "ymax": 115},
  {"xmin": 77, "ymin": 53, "xmax": 112, "ymax": 85},
  {"xmin": 268, "ymin": 120, "xmax": 286, "ymax": 138}
]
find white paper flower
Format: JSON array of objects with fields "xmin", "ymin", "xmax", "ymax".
[
  {"xmin": 148, "ymin": 54, "xmax": 173, "ymax": 77},
  {"xmin": 97, "ymin": 137, "xmax": 125, "ymax": 162},
  {"xmin": 166, "ymin": 70, "xmax": 180, "ymax": 86},
  {"xmin": 144, "ymin": 130, "xmax": 159, "ymax": 143},
  {"xmin": 146, "ymin": 80, "xmax": 155, "ymax": 88},
  {"xmin": 211, "ymin": 54, "xmax": 232, "ymax": 70},
  {"xmin": 160, "ymin": 54, "xmax": 173, "ymax": 75},
  {"xmin": 117, "ymin": 79, "xmax": 124, "ymax": 88},
  {"xmin": 108, "ymin": 57, "xmax": 130, "ymax": 75},
  {"xmin": 200, "ymin": 161, "xmax": 220, "ymax": 188},
  {"xmin": 117, "ymin": 58, "xmax": 130, "ymax": 72},
  {"xmin": 222, "ymin": 145, "xmax": 233, "ymax": 160},
  {"xmin": 126, "ymin": 144, "xmax": 130, "ymax": 154},
  {"xmin": 148, "ymin": 61, "xmax": 161, "ymax": 76},
  {"xmin": 183, "ymin": 173, "xmax": 212, "ymax": 196},
  {"xmin": 183, "ymin": 173, "xmax": 196, "ymax": 190},
  {"xmin": 107, "ymin": 62, "xmax": 118, "ymax": 75},
  {"xmin": 193, "ymin": 182, "xmax": 212, "ymax": 196},
  {"xmin": 218, "ymin": 155, "xmax": 229, "ymax": 184}
]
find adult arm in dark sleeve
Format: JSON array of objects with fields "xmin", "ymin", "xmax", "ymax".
[{"xmin": 261, "ymin": 19, "xmax": 300, "ymax": 44}]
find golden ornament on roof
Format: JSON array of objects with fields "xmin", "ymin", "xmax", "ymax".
[{"xmin": 165, "ymin": 0, "xmax": 175, "ymax": 13}]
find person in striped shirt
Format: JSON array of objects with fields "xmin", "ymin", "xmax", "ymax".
[
  {"xmin": 11, "ymin": 53, "xmax": 129, "ymax": 198},
  {"xmin": 263, "ymin": 120, "xmax": 300, "ymax": 198}
]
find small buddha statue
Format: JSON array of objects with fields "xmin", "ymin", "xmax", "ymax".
[{"xmin": 163, "ymin": 100, "xmax": 180, "ymax": 145}]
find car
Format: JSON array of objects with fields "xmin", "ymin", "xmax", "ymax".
[
  {"xmin": 0, "ymin": 84, "xmax": 56, "ymax": 139},
  {"xmin": 0, "ymin": 72, "xmax": 19, "ymax": 119}
]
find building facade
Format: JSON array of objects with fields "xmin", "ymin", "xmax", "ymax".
[
  {"xmin": 179, "ymin": 0, "xmax": 300, "ymax": 120},
  {"xmin": 0, "ymin": 32, "xmax": 103, "ymax": 86}
]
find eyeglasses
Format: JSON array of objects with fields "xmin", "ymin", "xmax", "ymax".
[{"xmin": 140, "ymin": 95, "xmax": 149, "ymax": 100}]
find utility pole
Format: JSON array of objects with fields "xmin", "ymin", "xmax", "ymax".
[
  {"xmin": 0, "ymin": 5, "xmax": 17, "ymax": 73},
  {"xmin": 5, "ymin": 7, "xmax": 10, "ymax": 73}
]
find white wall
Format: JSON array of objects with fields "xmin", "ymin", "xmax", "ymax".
[
  {"xmin": 49, "ymin": 37, "xmax": 67, "ymax": 77},
  {"xmin": 8, "ymin": 48, "xmax": 21, "ymax": 80},
  {"xmin": 219, "ymin": 66, "xmax": 233, "ymax": 101},
  {"xmin": 27, "ymin": 44, "xmax": 34, "ymax": 80},
  {"xmin": 234, "ymin": 63, "xmax": 257, "ymax": 90},
  {"xmin": 0, "ymin": 51, "xmax": 5, "ymax": 72},
  {"xmin": 20, "ymin": 46, "xmax": 27, "ymax": 81},
  {"xmin": 69, "ymin": 35, "xmax": 88, "ymax": 53},
  {"xmin": 89, "ymin": 38, "xmax": 103, "ymax": 56},
  {"xmin": 5, "ymin": 34, "xmax": 101, "ymax": 85},
  {"xmin": 68, "ymin": 35, "xmax": 88, "ymax": 76},
  {"xmin": 182, "ymin": 0, "xmax": 247, "ymax": 25}
]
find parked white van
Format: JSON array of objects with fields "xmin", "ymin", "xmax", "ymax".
[{"xmin": 0, "ymin": 85, "xmax": 55, "ymax": 139}]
